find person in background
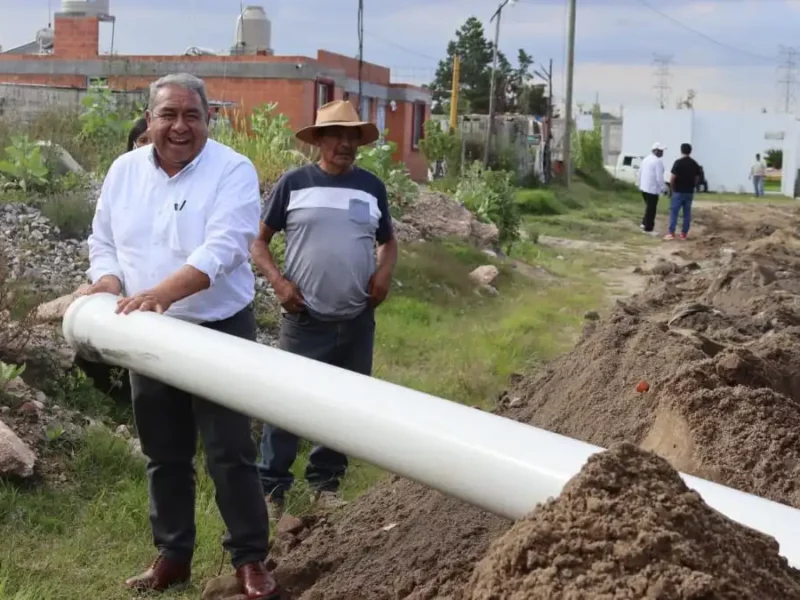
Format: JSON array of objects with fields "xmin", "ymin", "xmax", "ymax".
[
  {"xmin": 665, "ymin": 142, "xmax": 701, "ymax": 241},
  {"xmin": 85, "ymin": 73, "xmax": 279, "ymax": 599},
  {"xmin": 252, "ymin": 100, "xmax": 398, "ymax": 518},
  {"xmin": 126, "ymin": 117, "xmax": 150, "ymax": 152},
  {"xmin": 638, "ymin": 142, "xmax": 667, "ymax": 235},
  {"xmin": 750, "ymin": 153, "xmax": 767, "ymax": 197}
]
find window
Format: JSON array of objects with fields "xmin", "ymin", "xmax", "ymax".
[
  {"xmin": 360, "ymin": 95, "xmax": 371, "ymax": 120},
  {"xmin": 411, "ymin": 102, "xmax": 426, "ymax": 150},
  {"xmin": 315, "ymin": 80, "xmax": 334, "ymax": 112},
  {"xmin": 622, "ymin": 156, "xmax": 633, "ymax": 166}
]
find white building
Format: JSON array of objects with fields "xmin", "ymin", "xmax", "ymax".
[{"xmin": 620, "ymin": 108, "xmax": 799, "ymax": 197}]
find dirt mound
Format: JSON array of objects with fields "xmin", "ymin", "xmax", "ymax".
[
  {"xmin": 273, "ymin": 476, "xmax": 509, "ymax": 599},
  {"xmin": 393, "ymin": 190, "xmax": 499, "ymax": 248},
  {"xmin": 467, "ymin": 443, "xmax": 800, "ymax": 600},
  {"xmin": 274, "ymin": 203, "xmax": 800, "ymax": 598}
]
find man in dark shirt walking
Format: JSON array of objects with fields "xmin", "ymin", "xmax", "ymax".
[
  {"xmin": 251, "ymin": 100, "xmax": 398, "ymax": 516},
  {"xmin": 665, "ymin": 143, "xmax": 701, "ymax": 241}
]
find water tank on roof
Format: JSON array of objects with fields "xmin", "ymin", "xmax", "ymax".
[
  {"xmin": 36, "ymin": 27, "xmax": 54, "ymax": 51},
  {"xmin": 231, "ymin": 6, "xmax": 272, "ymax": 55},
  {"xmin": 61, "ymin": 0, "xmax": 111, "ymax": 16}
]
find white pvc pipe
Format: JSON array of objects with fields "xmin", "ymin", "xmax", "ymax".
[{"xmin": 63, "ymin": 293, "xmax": 800, "ymax": 567}]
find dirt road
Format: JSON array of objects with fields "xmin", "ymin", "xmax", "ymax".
[{"xmin": 269, "ymin": 201, "xmax": 800, "ymax": 599}]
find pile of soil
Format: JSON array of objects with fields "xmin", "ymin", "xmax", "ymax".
[
  {"xmin": 467, "ymin": 443, "xmax": 800, "ymax": 599},
  {"xmin": 273, "ymin": 202, "xmax": 800, "ymax": 598}
]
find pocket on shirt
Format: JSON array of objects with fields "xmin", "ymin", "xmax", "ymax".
[
  {"xmin": 160, "ymin": 209, "xmax": 205, "ymax": 255},
  {"xmin": 348, "ymin": 199, "xmax": 371, "ymax": 224}
]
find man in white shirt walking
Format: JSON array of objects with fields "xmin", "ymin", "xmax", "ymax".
[
  {"xmin": 85, "ymin": 73, "xmax": 278, "ymax": 599},
  {"xmin": 639, "ymin": 142, "xmax": 667, "ymax": 234},
  {"xmin": 750, "ymin": 153, "xmax": 767, "ymax": 197}
]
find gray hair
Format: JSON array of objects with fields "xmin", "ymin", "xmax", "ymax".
[{"xmin": 148, "ymin": 73, "xmax": 209, "ymax": 113}]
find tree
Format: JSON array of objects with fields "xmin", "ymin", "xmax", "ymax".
[
  {"xmin": 431, "ymin": 17, "xmax": 493, "ymax": 115},
  {"xmin": 430, "ymin": 18, "xmax": 548, "ymax": 116},
  {"xmin": 765, "ymin": 148, "xmax": 783, "ymax": 170}
]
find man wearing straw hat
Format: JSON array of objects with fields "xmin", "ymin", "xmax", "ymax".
[{"xmin": 251, "ymin": 100, "xmax": 398, "ymax": 515}]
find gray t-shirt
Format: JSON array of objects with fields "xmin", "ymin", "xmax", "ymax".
[{"xmin": 263, "ymin": 164, "xmax": 394, "ymax": 320}]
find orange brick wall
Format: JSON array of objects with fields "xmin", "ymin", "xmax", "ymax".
[
  {"xmin": 108, "ymin": 75, "xmax": 314, "ymax": 130},
  {"xmin": 317, "ymin": 51, "xmax": 390, "ymax": 86},
  {"xmin": 53, "ymin": 16, "xmax": 99, "ymax": 58},
  {"xmin": 386, "ymin": 99, "xmax": 430, "ymax": 181}
]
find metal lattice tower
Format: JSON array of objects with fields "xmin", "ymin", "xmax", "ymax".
[
  {"xmin": 778, "ymin": 45, "xmax": 798, "ymax": 114},
  {"xmin": 653, "ymin": 54, "xmax": 673, "ymax": 109}
]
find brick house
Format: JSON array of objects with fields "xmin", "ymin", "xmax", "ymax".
[{"xmin": 0, "ymin": 11, "xmax": 432, "ymax": 180}]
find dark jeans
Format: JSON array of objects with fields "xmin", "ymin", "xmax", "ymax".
[
  {"xmin": 258, "ymin": 306, "xmax": 375, "ymax": 500},
  {"xmin": 641, "ymin": 192, "xmax": 659, "ymax": 232},
  {"xmin": 130, "ymin": 306, "xmax": 268, "ymax": 568},
  {"xmin": 669, "ymin": 191, "xmax": 694, "ymax": 235}
]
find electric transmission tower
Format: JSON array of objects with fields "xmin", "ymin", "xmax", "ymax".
[
  {"xmin": 777, "ymin": 45, "xmax": 798, "ymax": 114},
  {"xmin": 653, "ymin": 54, "xmax": 673, "ymax": 109}
]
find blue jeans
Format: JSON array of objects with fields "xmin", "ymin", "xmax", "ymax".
[
  {"xmin": 669, "ymin": 192, "xmax": 693, "ymax": 235},
  {"xmin": 753, "ymin": 175, "xmax": 764, "ymax": 197},
  {"xmin": 258, "ymin": 307, "xmax": 375, "ymax": 500}
]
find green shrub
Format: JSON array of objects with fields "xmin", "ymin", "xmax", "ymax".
[
  {"xmin": 419, "ymin": 120, "xmax": 461, "ymax": 179},
  {"xmin": 357, "ymin": 138, "xmax": 419, "ymax": 213},
  {"xmin": 515, "ymin": 189, "xmax": 569, "ymax": 216},
  {"xmin": 455, "ymin": 162, "xmax": 520, "ymax": 249},
  {"xmin": 39, "ymin": 191, "xmax": 96, "ymax": 239},
  {"xmin": 215, "ymin": 103, "xmax": 309, "ymax": 187},
  {"xmin": 0, "ymin": 136, "xmax": 50, "ymax": 192}
]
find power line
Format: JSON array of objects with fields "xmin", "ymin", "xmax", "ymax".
[
  {"xmin": 633, "ymin": 0, "xmax": 775, "ymax": 63},
  {"xmin": 362, "ymin": 30, "xmax": 438, "ymax": 62},
  {"xmin": 653, "ymin": 54, "xmax": 673, "ymax": 109},
  {"xmin": 357, "ymin": 0, "xmax": 364, "ymax": 113},
  {"xmin": 778, "ymin": 45, "xmax": 798, "ymax": 114}
]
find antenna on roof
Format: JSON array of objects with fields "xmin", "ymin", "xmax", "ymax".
[{"xmin": 47, "ymin": 0, "xmax": 52, "ymax": 27}]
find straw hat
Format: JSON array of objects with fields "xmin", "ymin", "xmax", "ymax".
[{"xmin": 295, "ymin": 100, "xmax": 380, "ymax": 146}]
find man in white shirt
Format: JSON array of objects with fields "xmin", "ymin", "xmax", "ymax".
[
  {"xmin": 85, "ymin": 73, "xmax": 279, "ymax": 599},
  {"xmin": 638, "ymin": 142, "xmax": 667, "ymax": 234},
  {"xmin": 749, "ymin": 153, "xmax": 767, "ymax": 197}
]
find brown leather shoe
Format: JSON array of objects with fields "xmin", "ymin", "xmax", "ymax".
[
  {"xmin": 124, "ymin": 556, "xmax": 191, "ymax": 592},
  {"xmin": 236, "ymin": 561, "xmax": 280, "ymax": 599}
]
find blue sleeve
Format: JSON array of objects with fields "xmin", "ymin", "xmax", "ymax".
[
  {"xmin": 375, "ymin": 181, "xmax": 394, "ymax": 245},
  {"xmin": 262, "ymin": 174, "xmax": 291, "ymax": 231}
]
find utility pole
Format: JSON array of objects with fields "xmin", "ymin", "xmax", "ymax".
[
  {"xmin": 778, "ymin": 45, "xmax": 798, "ymax": 114},
  {"xmin": 534, "ymin": 58, "xmax": 554, "ymax": 183},
  {"xmin": 653, "ymin": 54, "xmax": 673, "ymax": 109},
  {"xmin": 449, "ymin": 55, "xmax": 461, "ymax": 131},
  {"xmin": 563, "ymin": 0, "xmax": 577, "ymax": 188},
  {"xmin": 483, "ymin": 0, "xmax": 514, "ymax": 167}
]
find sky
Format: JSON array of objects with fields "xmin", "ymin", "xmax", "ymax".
[{"xmin": 0, "ymin": 0, "xmax": 798, "ymax": 114}]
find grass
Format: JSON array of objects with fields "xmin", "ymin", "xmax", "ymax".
[{"xmin": 0, "ymin": 230, "xmax": 612, "ymax": 598}]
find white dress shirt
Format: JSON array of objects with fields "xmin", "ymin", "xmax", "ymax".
[
  {"xmin": 87, "ymin": 139, "xmax": 260, "ymax": 323},
  {"xmin": 638, "ymin": 153, "xmax": 665, "ymax": 195}
]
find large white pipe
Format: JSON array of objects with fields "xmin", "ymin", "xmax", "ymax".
[{"xmin": 64, "ymin": 293, "xmax": 800, "ymax": 567}]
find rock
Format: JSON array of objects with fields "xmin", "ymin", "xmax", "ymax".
[
  {"xmin": 650, "ymin": 259, "xmax": 679, "ymax": 276},
  {"xmin": 0, "ymin": 418, "xmax": 36, "ymax": 478},
  {"xmin": 276, "ymin": 513, "xmax": 305, "ymax": 535},
  {"xmin": 115, "ymin": 424, "xmax": 131, "ymax": 439},
  {"xmin": 469, "ymin": 265, "xmax": 499, "ymax": 286},
  {"xmin": 584, "ymin": 311, "xmax": 600, "ymax": 321},
  {"xmin": 31, "ymin": 284, "xmax": 90, "ymax": 324},
  {"xmin": 396, "ymin": 191, "xmax": 499, "ymax": 248},
  {"xmin": 201, "ymin": 574, "xmax": 242, "ymax": 600},
  {"xmin": 720, "ymin": 248, "xmax": 736, "ymax": 264}
]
